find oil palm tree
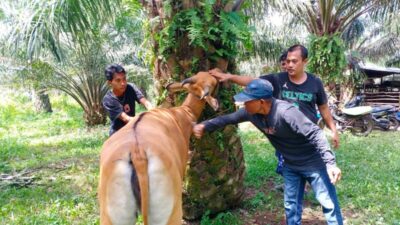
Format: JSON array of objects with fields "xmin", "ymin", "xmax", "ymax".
[
  {"xmin": 2, "ymin": 0, "xmax": 253, "ymax": 219},
  {"xmin": 1, "ymin": 0, "xmax": 143, "ymax": 125},
  {"xmin": 139, "ymin": 0, "xmax": 252, "ymax": 219},
  {"xmin": 276, "ymin": 0, "xmax": 399, "ymax": 36}
]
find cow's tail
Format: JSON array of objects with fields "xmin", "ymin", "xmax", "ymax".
[
  {"xmin": 131, "ymin": 146, "xmax": 149, "ymax": 225},
  {"xmin": 131, "ymin": 112, "xmax": 149, "ymax": 225}
]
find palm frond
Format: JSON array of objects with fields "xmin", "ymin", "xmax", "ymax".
[
  {"xmin": 359, "ymin": 34, "xmax": 400, "ymax": 62},
  {"xmin": 386, "ymin": 54, "xmax": 400, "ymax": 67},
  {"xmin": 3, "ymin": 0, "xmax": 119, "ymax": 60}
]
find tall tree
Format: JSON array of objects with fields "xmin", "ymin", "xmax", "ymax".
[{"xmin": 139, "ymin": 0, "xmax": 251, "ymax": 219}]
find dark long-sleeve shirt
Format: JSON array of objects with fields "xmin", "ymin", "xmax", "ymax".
[{"xmin": 202, "ymin": 99, "xmax": 336, "ymax": 171}]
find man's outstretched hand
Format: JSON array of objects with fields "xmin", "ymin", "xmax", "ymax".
[
  {"xmin": 209, "ymin": 68, "xmax": 230, "ymax": 82},
  {"xmin": 192, "ymin": 124, "xmax": 205, "ymax": 139}
]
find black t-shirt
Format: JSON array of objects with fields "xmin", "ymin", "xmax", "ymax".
[
  {"xmin": 102, "ymin": 83, "xmax": 144, "ymax": 136},
  {"xmin": 259, "ymin": 72, "xmax": 327, "ymax": 124}
]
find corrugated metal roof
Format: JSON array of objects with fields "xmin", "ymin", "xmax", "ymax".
[{"xmin": 360, "ymin": 64, "xmax": 400, "ymax": 78}]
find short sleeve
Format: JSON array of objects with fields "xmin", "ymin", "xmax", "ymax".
[
  {"xmin": 315, "ymin": 77, "xmax": 328, "ymax": 106},
  {"xmin": 129, "ymin": 83, "xmax": 145, "ymax": 102},
  {"xmin": 103, "ymin": 94, "xmax": 123, "ymax": 122},
  {"xmin": 259, "ymin": 73, "xmax": 280, "ymax": 98},
  {"xmin": 259, "ymin": 73, "xmax": 275, "ymax": 83}
]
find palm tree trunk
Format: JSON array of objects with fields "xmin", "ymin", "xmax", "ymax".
[
  {"xmin": 32, "ymin": 89, "xmax": 53, "ymax": 113},
  {"xmin": 142, "ymin": 0, "xmax": 246, "ymax": 219},
  {"xmin": 83, "ymin": 103, "xmax": 106, "ymax": 126}
]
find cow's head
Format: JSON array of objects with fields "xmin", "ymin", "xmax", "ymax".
[{"xmin": 167, "ymin": 72, "xmax": 219, "ymax": 111}]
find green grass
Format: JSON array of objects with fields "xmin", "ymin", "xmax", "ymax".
[
  {"xmin": 239, "ymin": 128, "xmax": 400, "ymax": 225},
  {"xmin": 0, "ymin": 92, "xmax": 107, "ymax": 225},
  {"xmin": 336, "ymin": 132, "xmax": 400, "ymax": 224},
  {"xmin": 1, "ymin": 91, "xmax": 400, "ymax": 225}
]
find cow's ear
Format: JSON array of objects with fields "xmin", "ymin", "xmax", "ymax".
[
  {"xmin": 166, "ymin": 82, "xmax": 185, "ymax": 93},
  {"xmin": 204, "ymin": 96, "xmax": 219, "ymax": 111}
]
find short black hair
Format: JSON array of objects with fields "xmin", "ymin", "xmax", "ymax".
[
  {"xmin": 105, "ymin": 64, "xmax": 126, "ymax": 81},
  {"xmin": 279, "ymin": 51, "xmax": 288, "ymax": 62},
  {"xmin": 288, "ymin": 44, "xmax": 308, "ymax": 60}
]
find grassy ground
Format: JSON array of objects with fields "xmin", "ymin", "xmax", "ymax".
[{"xmin": 1, "ymin": 92, "xmax": 399, "ymax": 225}]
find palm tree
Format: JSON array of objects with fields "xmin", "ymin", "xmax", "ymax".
[
  {"xmin": 355, "ymin": 14, "xmax": 400, "ymax": 66},
  {"xmin": 139, "ymin": 0, "xmax": 252, "ymax": 219},
  {"xmin": 2, "ymin": 0, "xmax": 253, "ymax": 219},
  {"xmin": 0, "ymin": 0, "xmax": 144, "ymax": 126},
  {"xmin": 241, "ymin": 1, "xmax": 305, "ymax": 75},
  {"xmin": 276, "ymin": 0, "xmax": 399, "ymax": 36}
]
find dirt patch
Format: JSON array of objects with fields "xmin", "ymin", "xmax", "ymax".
[{"xmin": 183, "ymin": 179, "xmax": 359, "ymax": 225}]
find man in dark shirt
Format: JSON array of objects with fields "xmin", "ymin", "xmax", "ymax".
[
  {"xmin": 279, "ymin": 50, "xmax": 288, "ymax": 72},
  {"xmin": 193, "ymin": 79, "xmax": 343, "ymax": 225},
  {"xmin": 209, "ymin": 44, "xmax": 339, "ymax": 148},
  {"xmin": 102, "ymin": 64, "xmax": 153, "ymax": 136}
]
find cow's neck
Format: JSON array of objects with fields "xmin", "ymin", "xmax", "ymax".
[
  {"xmin": 169, "ymin": 94, "xmax": 205, "ymax": 141},
  {"xmin": 181, "ymin": 93, "xmax": 206, "ymax": 120}
]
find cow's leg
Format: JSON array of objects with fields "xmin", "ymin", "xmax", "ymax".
[
  {"xmin": 147, "ymin": 153, "xmax": 179, "ymax": 225},
  {"xmin": 102, "ymin": 160, "xmax": 138, "ymax": 225}
]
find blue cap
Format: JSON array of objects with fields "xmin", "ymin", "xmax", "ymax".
[{"xmin": 234, "ymin": 79, "xmax": 273, "ymax": 102}]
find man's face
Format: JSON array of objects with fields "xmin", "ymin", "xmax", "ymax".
[
  {"xmin": 280, "ymin": 60, "xmax": 287, "ymax": 72},
  {"xmin": 286, "ymin": 49, "xmax": 307, "ymax": 77},
  {"xmin": 108, "ymin": 72, "xmax": 127, "ymax": 95},
  {"xmin": 244, "ymin": 99, "xmax": 262, "ymax": 115}
]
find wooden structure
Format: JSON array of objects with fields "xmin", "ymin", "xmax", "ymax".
[{"xmin": 358, "ymin": 65, "xmax": 400, "ymax": 108}]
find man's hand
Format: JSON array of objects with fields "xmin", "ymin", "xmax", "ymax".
[
  {"xmin": 332, "ymin": 131, "xmax": 340, "ymax": 149},
  {"xmin": 192, "ymin": 124, "xmax": 205, "ymax": 139},
  {"xmin": 143, "ymin": 101, "xmax": 153, "ymax": 110},
  {"xmin": 209, "ymin": 68, "xmax": 231, "ymax": 82},
  {"xmin": 327, "ymin": 167, "xmax": 342, "ymax": 185}
]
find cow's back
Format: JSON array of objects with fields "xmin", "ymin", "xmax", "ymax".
[{"xmin": 99, "ymin": 107, "xmax": 193, "ymax": 225}]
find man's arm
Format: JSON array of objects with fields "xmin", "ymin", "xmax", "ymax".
[
  {"xmin": 118, "ymin": 112, "xmax": 133, "ymax": 123},
  {"xmin": 314, "ymin": 77, "xmax": 339, "ymax": 148},
  {"xmin": 119, "ymin": 98, "xmax": 152, "ymax": 123},
  {"xmin": 103, "ymin": 95, "xmax": 130, "ymax": 123},
  {"xmin": 130, "ymin": 83, "xmax": 153, "ymax": 110},
  {"xmin": 209, "ymin": 68, "xmax": 254, "ymax": 86},
  {"xmin": 193, "ymin": 108, "xmax": 249, "ymax": 138},
  {"xmin": 139, "ymin": 97, "xmax": 153, "ymax": 110},
  {"xmin": 318, "ymin": 103, "xmax": 339, "ymax": 148}
]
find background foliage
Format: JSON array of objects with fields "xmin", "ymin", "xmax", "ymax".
[{"xmin": 307, "ymin": 34, "xmax": 347, "ymax": 83}]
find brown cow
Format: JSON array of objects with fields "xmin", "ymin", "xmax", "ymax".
[{"xmin": 98, "ymin": 72, "xmax": 219, "ymax": 225}]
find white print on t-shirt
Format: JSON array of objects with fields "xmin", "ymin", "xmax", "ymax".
[
  {"xmin": 124, "ymin": 104, "xmax": 131, "ymax": 113},
  {"xmin": 283, "ymin": 82, "xmax": 288, "ymax": 89}
]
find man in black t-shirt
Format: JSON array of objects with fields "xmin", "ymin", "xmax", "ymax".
[
  {"xmin": 209, "ymin": 44, "xmax": 339, "ymax": 148},
  {"xmin": 102, "ymin": 64, "xmax": 153, "ymax": 136}
]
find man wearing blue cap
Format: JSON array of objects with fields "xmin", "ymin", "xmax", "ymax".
[{"xmin": 193, "ymin": 79, "xmax": 343, "ymax": 225}]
